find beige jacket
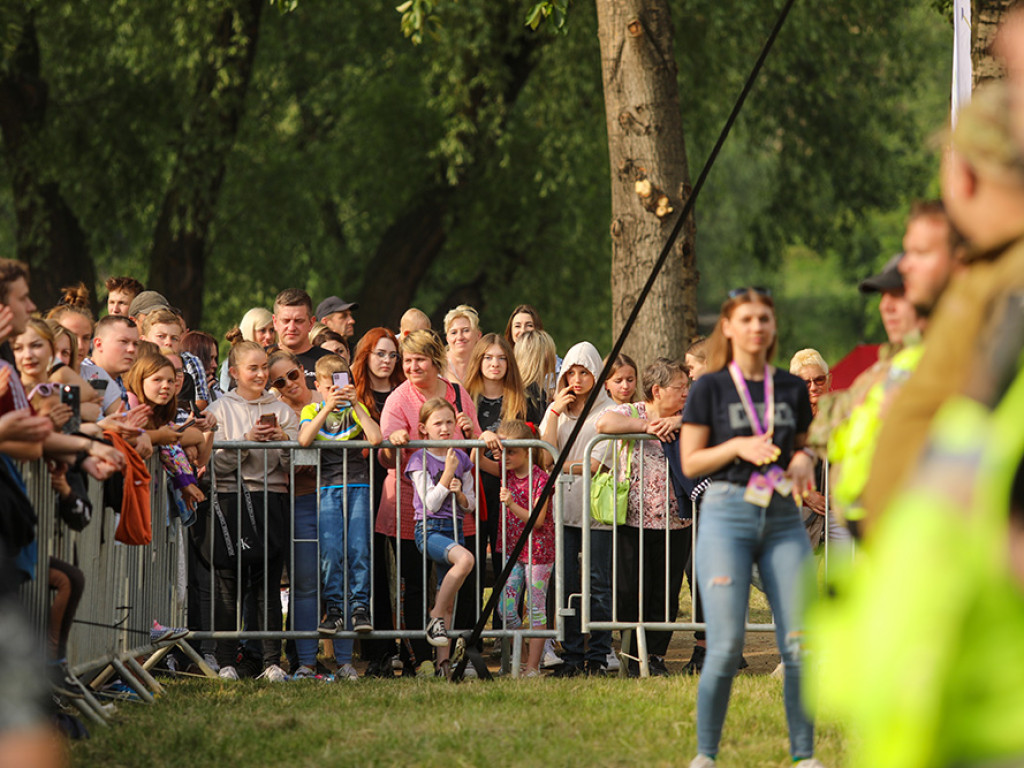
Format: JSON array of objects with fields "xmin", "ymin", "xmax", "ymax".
[
  {"xmin": 206, "ymin": 390, "xmax": 299, "ymax": 494},
  {"xmin": 862, "ymin": 236, "xmax": 1024, "ymax": 526}
]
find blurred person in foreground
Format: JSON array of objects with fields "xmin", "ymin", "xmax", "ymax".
[
  {"xmin": 862, "ymin": 81, "xmax": 1024, "ymax": 526},
  {"xmin": 812, "ymin": 201, "xmax": 961, "ymax": 535},
  {"xmin": 809, "ymin": 80, "xmax": 1024, "ymax": 768}
]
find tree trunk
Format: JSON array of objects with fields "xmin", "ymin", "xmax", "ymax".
[
  {"xmin": 0, "ymin": 7, "xmax": 95, "ymax": 312},
  {"xmin": 355, "ymin": 190, "xmax": 451, "ymax": 332},
  {"xmin": 147, "ymin": 0, "xmax": 263, "ymax": 328},
  {"xmin": 973, "ymin": 0, "xmax": 1014, "ymax": 85},
  {"xmin": 596, "ymin": 0, "xmax": 697, "ymax": 366}
]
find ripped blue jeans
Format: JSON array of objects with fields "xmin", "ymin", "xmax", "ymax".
[{"xmin": 695, "ymin": 482, "xmax": 814, "ymax": 760}]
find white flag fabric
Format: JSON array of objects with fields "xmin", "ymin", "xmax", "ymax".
[{"xmin": 952, "ymin": 0, "xmax": 972, "ymax": 127}]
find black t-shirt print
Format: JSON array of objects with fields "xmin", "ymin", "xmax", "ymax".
[
  {"xmin": 295, "ymin": 346, "xmax": 333, "ymax": 391},
  {"xmin": 681, "ymin": 367, "xmax": 813, "ymax": 485}
]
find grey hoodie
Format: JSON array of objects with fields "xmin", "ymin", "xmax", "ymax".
[
  {"xmin": 539, "ymin": 341, "xmax": 614, "ymax": 527},
  {"xmin": 206, "ymin": 389, "xmax": 299, "ymax": 494}
]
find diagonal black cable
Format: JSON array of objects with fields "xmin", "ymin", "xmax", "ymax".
[{"xmin": 452, "ymin": 0, "xmax": 798, "ymax": 682}]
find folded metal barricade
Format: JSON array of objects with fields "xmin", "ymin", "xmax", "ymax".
[
  {"xmin": 579, "ymin": 433, "xmax": 840, "ymax": 678},
  {"xmin": 17, "ymin": 456, "xmax": 189, "ymax": 725},
  {"xmin": 196, "ymin": 437, "xmax": 560, "ymax": 677}
]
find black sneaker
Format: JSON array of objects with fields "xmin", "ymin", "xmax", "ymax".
[
  {"xmin": 318, "ymin": 609, "xmax": 344, "ymax": 635},
  {"xmin": 352, "ymin": 606, "xmax": 372, "ymax": 633},
  {"xmin": 549, "ymin": 661, "xmax": 584, "ymax": 678},
  {"xmin": 584, "ymin": 660, "xmax": 608, "ymax": 677},
  {"xmin": 626, "ymin": 657, "xmax": 641, "ymax": 678},
  {"xmin": 648, "ymin": 655, "xmax": 670, "ymax": 677},
  {"xmin": 425, "ymin": 616, "xmax": 448, "ymax": 647},
  {"xmin": 738, "ymin": 655, "xmax": 749, "ymax": 670},
  {"xmin": 683, "ymin": 644, "xmax": 705, "ymax": 675}
]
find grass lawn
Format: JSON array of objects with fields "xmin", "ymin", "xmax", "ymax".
[{"xmin": 70, "ymin": 668, "xmax": 847, "ymax": 767}]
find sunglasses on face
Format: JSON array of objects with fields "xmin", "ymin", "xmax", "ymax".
[
  {"xmin": 727, "ymin": 286, "xmax": 772, "ymax": 299},
  {"xmin": 26, "ymin": 382, "xmax": 61, "ymax": 399},
  {"xmin": 270, "ymin": 368, "xmax": 301, "ymax": 390},
  {"xmin": 803, "ymin": 375, "xmax": 829, "ymax": 388}
]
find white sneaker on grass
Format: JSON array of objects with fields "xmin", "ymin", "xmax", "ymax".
[
  {"xmin": 541, "ymin": 640, "xmax": 562, "ymax": 669},
  {"xmin": 335, "ymin": 663, "xmax": 359, "ymax": 681},
  {"xmin": 257, "ymin": 664, "xmax": 288, "ymax": 682},
  {"xmin": 688, "ymin": 755, "xmax": 715, "ymax": 768},
  {"xmin": 218, "ymin": 665, "xmax": 239, "ymax": 681},
  {"xmin": 606, "ymin": 651, "xmax": 621, "ymax": 672},
  {"xmin": 794, "ymin": 760, "xmax": 827, "ymax": 768},
  {"xmin": 203, "ymin": 653, "xmax": 220, "ymax": 673}
]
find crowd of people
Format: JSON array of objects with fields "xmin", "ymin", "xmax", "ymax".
[{"xmin": 4, "ymin": 10, "xmax": 1024, "ymax": 767}]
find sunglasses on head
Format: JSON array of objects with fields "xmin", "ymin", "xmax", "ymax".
[
  {"xmin": 727, "ymin": 286, "xmax": 772, "ymax": 299},
  {"xmin": 26, "ymin": 382, "xmax": 61, "ymax": 399},
  {"xmin": 270, "ymin": 368, "xmax": 301, "ymax": 390}
]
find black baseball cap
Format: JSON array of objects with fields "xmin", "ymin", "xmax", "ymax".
[
  {"xmin": 858, "ymin": 253, "xmax": 904, "ymax": 294},
  {"xmin": 315, "ymin": 296, "xmax": 359, "ymax": 319}
]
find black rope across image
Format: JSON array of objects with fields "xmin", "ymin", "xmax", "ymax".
[{"xmin": 451, "ymin": 0, "xmax": 799, "ymax": 682}]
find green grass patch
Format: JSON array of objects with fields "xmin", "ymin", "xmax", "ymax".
[{"xmin": 71, "ymin": 674, "xmax": 846, "ymax": 767}]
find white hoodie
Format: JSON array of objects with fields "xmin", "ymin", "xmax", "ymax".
[
  {"xmin": 539, "ymin": 341, "xmax": 614, "ymax": 528},
  {"xmin": 205, "ymin": 389, "xmax": 299, "ymax": 494}
]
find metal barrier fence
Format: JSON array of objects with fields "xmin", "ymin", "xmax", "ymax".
[
  {"xmin": 160, "ymin": 437, "xmax": 559, "ymax": 677},
  {"xmin": 17, "ymin": 456, "xmax": 184, "ymax": 675},
  {"xmin": 579, "ymin": 432, "xmax": 847, "ymax": 676}
]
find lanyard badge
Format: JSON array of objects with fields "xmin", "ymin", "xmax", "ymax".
[{"xmin": 729, "ymin": 363, "xmax": 790, "ymax": 507}]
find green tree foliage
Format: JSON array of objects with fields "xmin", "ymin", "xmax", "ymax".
[{"xmin": 0, "ymin": 0, "xmax": 950, "ymax": 364}]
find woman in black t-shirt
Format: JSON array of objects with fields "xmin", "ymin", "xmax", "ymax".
[
  {"xmin": 464, "ymin": 334, "xmax": 529, "ymax": 596},
  {"xmin": 680, "ymin": 289, "xmax": 820, "ymax": 768},
  {"xmin": 350, "ymin": 327, "xmax": 406, "ymax": 674}
]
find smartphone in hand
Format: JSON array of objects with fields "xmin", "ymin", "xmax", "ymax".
[
  {"xmin": 332, "ymin": 372, "xmax": 350, "ymax": 408},
  {"xmin": 61, "ymin": 385, "xmax": 81, "ymax": 434},
  {"xmin": 258, "ymin": 413, "xmax": 277, "ymax": 428}
]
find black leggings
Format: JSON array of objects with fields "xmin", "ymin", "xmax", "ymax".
[{"xmin": 48, "ymin": 557, "xmax": 85, "ymax": 660}]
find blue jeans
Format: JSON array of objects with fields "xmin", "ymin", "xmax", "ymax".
[
  {"xmin": 561, "ymin": 526, "xmax": 612, "ymax": 666},
  {"xmin": 319, "ymin": 485, "xmax": 371, "ymax": 614},
  {"xmin": 695, "ymin": 483, "xmax": 814, "ymax": 759},
  {"xmin": 290, "ymin": 494, "xmax": 320, "ymax": 668},
  {"xmin": 413, "ymin": 516, "xmax": 466, "ymax": 586}
]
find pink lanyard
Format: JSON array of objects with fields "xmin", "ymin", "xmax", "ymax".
[{"xmin": 727, "ymin": 362, "xmax": 774, "ymax": 438}]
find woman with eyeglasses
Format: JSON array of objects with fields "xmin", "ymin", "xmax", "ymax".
[
  {"xmin": 346, "ymin": 327, "xmax": 407, "ymax": 675},
  {"xmin": 789, "ymin": 349, "xmax": 850, "ymax": 555},
  {"xmin": 681, "ymin": 289, "xmax": 823, "ymax": 768}
]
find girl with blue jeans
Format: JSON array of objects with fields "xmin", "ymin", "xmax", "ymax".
[
  {"xmin": 406, "ymin": 398, "xmax": 476, "ymax": 678},
  {"xmin": 681, "ymin": 289, "xmax": 824, "ymax": 768}
]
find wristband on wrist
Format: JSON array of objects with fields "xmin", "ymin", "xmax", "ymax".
[
  {"xmin": 549, "ymin": 408, "xmax": 561, "ymax": 417},
  {"xmin": 798, "ymin": 447, "xmax": 816, "ymax": 461}
]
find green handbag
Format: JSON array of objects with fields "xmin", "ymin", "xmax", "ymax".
[{"xmin": 589, "ymin": 406, "xmax": 637, "ymax": 526}]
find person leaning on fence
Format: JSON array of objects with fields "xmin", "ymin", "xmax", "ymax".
[
  {"xmin": 539, "ymin": 340, "xmax": 615, "ymax": 677},
  {"xmin": 406, "ymin": 398, "xmax": 477, "ymax": 679},
  {"xmin": 680, "ymin": 288, "xmax": 823, "ymax": 768},
  {"xmin": 203, "ymin": 340, "xmax": 298, "ymax": 682},
  {"xmin": 299, "ymin": 356, "xmax": 382, "ymax": 657},
  {"xmin": 377, "ymin": 330, "xmax": 497, "ymax": 673},
  {"xmin": 350, "ymin": 327, "xmax": 407, "ymax": 676},
  {"xmin": 495, "ymin": 419, "xmax": 553, "ymax": 678},
  {"xmin": 596, "ymin": 357, "xmax": 693, "ymax": 677}
]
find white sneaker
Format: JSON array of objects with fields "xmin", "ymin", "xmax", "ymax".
[
  {"xmin": 203, "ymin": 653, "xmax": 220, "ymax": 673},
  {"xmin": 218, "ymin": 665, "xmax": 239, "ymax": 681},
  {"xmin": 606, "ymin": 651, "xmax": 621, "ymax": 672},
  {"xmin": 257, "ymin": 664, "xmax": 288, "ymax": 682},
  {"xmin": 335, "ymin": 663, "xmax": 359, "ymax": 681},
  {"xmin": 689, "ymin": 756, "xmax": 716, "ymax": 768},
  {"xmin": 794, "ymin": 760, "xmax": 826, "ymax": 768},
  {"xmin": 541, "ymin": 640, "xmax": 562, "ymax": 669},
  {"xmin": 461, "ymin": 663, "xmax": 478, "ymax": 679},
  {"xmin": 771, "ymin": 661, "xmax": 785, "ymax": 679}
]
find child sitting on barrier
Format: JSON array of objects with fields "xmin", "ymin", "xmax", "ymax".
[
  {"xmin": 406, "ymin": 397, "xmax": 476, "ymax": 678},
  {"xmin": 495, "ymin": 419, "xmax": 553, "ymax": 678},
  {"xmin": 298, "ymin": 354, "xmax": 382, "ymax": 651}
]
